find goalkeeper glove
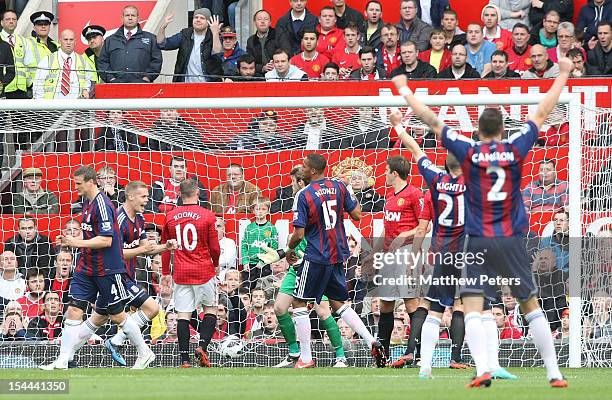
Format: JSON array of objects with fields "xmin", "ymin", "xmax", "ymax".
[{"xmin": 257, "ymin": 245, "xmax": 286, "ymax": 265}]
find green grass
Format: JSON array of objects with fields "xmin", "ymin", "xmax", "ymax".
[{"xmin": 0, "ymin": 368, "xmax": 609, "ymax": 400}]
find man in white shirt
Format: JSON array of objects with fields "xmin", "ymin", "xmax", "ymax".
[
  {"xmin": 33, "ymin": 29, "xmax": 93, "ymax": 99},
  {"xmin": 216, "ymin": 217, "xmax": 237, "ymax": 280},
  {"xmin": 0, "ymin": 251, "xmax": 26, "ymax": 307}
]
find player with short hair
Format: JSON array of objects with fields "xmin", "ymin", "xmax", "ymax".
[
  {"xmin": 393, "ymin": 119, "xmax": 517, "ymax": 380},
  {"xmin": 104, "ymin": 180, "xmax": 177, "ymax": 366},
  {"xmin": 285, "ymin": 153, "xmax": 384, "ymax": 368},
  {"xmin": 392, "ymin": 57, "xmax": 572, "ymax": 388},
  {"xmin": 364, "ymin": 154, "xmax": 423, "ymax": 367},
  {"xmin": 161, "ymin": 178, "xmax": 220, "ymax": 368},
  {"xmin": 40, "ymin": 166, "xmax": 154, "ymax": 370}
]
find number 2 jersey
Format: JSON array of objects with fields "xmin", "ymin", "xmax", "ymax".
[
  {"xmin": 293, "ymin": 178, "xmax": 357, "ymax": 265},
  {"xmin": 75, "ymin": 192, "xmax": 126, "ymax": 276},
  {"xmin": 441, "ymin": 121, "xmax": 538, "ymax": 237},
  {"xmin": 161, "ymin": 204, "xmax": 220, "ymax": 285},
  {"xmin": 117, "ymin": 206, "xmax": 146, "ymax": 279},
  {"xmin": 417, "ymin": 156, "xmax": 466, "ymax": 253},
  {"xmin": 383, "ymin": 184, "xmax": 423, "ymax": 250}
]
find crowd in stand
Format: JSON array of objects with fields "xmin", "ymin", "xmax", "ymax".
[{"xmin": 0, "ymin": 1, "xmax": 611, "ymax": 350}]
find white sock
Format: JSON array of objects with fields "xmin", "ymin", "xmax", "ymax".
[
  {"xmin": 419, "ymin": 315, "xmax": 441, "ymax": 373},
  {"xmin": 464, "ymin": 312, "xmax": 489, "ymax": 376},
  {"xmin": 59, "ymin": 319, "xmax": 82, "ymax": 362},
  {"xmin": 111, "ymin": 310, "xmax": 150, "ymax": 346},
  {"xmin": 337, "ymin": 304, "xmax": 375, "ymax": 346},
  {"xmin": 120, "ymin": 315, "xmax": 149, "ymax": 356},
  {"xmin": 482, "ymin": 313, "xmax": 500, "ymax": 371},
  {"xmin": 292, "ymin": 307, "xmax": 312, "ymax": 363},
  {"xmin": 525, "ymin": 309, "xmax": 563, "ymax": 380}
]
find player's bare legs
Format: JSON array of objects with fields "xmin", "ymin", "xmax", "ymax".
[{"xmin": 519, "ymin": 297, "xmax": 566, "ymax": 387}]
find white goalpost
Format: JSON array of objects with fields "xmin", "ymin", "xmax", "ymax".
[{"xmin": 0, "ymin": 92, "xmax": 594, "ymax": 369}]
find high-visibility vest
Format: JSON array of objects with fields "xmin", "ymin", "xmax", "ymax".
[
  {"xmin": 41, "ymin": 52, "xmax": 90, "ymax": 99},
  {"xmin": 26, "ymin": 37, "xmax": 59, "ymax": 87},
  {"xmin": 83, "ymin": 51, "xmax": 99, "ymax": 83},
  {"xmin": 4, "ymin": 34, "xmax": 27, "ymax": 93}
]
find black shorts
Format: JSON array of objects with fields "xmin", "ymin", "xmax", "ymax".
[
  {"xmin": 425, "ymin": 252, "xmax": 462, "ymax": 308},
  {"xmin": 458, "ymin": 235, "xmax": 537, "ymax": 302},
  {"xmin": 293, "ymin": 260, "xmax": 349, "ymax": 304}
]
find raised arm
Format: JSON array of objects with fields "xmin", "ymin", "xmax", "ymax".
[
  {"xmin": 528, "ymin": 57, "xmax": 573, "ymax": 130},
  {"xmin": 392, "ymin": 75, "xmax": 444, "ymax": 139},
  {"xmin": 389, "ymin": 110, "xmax": 426, "ymax": 160}
]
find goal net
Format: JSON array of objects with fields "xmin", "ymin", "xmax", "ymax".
[{"xmin": 0, "ymin": 94, "xmax": 609, "ymax": 369}]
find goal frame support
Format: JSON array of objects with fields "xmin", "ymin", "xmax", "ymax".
[{"xmin": 0, "ymin": 92, "xmax": 583, "ymax": 367}]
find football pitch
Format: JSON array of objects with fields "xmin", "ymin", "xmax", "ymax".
[{"xmin": 0, "ymin": 368, "xmax": 610, "ymax": 400}]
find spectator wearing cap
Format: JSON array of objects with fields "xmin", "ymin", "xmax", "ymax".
[
  {"xmin": 12, "ymin": 167, "xmax": 58, "ymax": 214},
  {"xmin": 587, "ymin": 21, "xmax": 612, "ymax": 76},
  {"xmin": 331, "ymin": 22, "xmax": 362, "ymax": 79},
  {"xmin": 224, "ymin": 54, "xmax": 265, "ymax": 82},
  {"xmin": 522, "ymin": 44, "xmax": 560, "ymax": 78},
  {"xmin": 350, "ymin": 46, "xmax": 386, "ymax": 80},
  {"xmin": 436, "ymin": 44, "xmax": 481, "ymax": 78},
  {"xmin": 491, "ymin": 0, "xmax": 531, "ymax": 31},
  {"xmin": 290, "ymin": 29, "xmax": 329, "ymax": 79},
  {"xmin": 396, "ymin": 0, "xmax": 433, "ymax": 51},
  {"xmin": 316, "ymin": 6, "xmax": 346, "ymax": 60},
  {"xmin": 24, "ymin": 11, "xmax": 59, "ymax": 90},
  {"xmin": 481, "ymin": 4, "xmax": 513, "ymax": 52},
  {"xmin": 360, "ymin": 0, "xmax": 384, "ymax": 49},
  {"xmin": 265, "ymin": 48, "xmax": 308, "ymax": 81},
  {"xmin": 229, "ymin": 110, "xmax": 291, "ymax": 150},
  {"xmin": 0, "ymin": 9, "xmax": 26, "ymax": 99},
  {"xmin": 157, "ymin": 8, "xmax": 222, "ymax": 82},
  {"xmin": 4, "ymin": 218, "xmax": 52, "ymax": 278},
  {"xmin": 81, "ymin": 25, "xmax": 106, "ymax": 83},
  {"xmin": 247, "ymin": 10, "xmax": 281, "ymax": 75},
  {"xmin": 216, "ymin": 25, "xmax": 246, "ymax": 77},
  {"xmin": 276, "ymin": 0, "xmax": 318, "ymax": 56},
  {"xmin": 33, "ymin": 29, "xmax": 93, "ymax": 100},
  {"xmin": 506, "ymin": 23, "xmax": 533, "ymax": 73},
  {"xmin": 483, "ymin": 50, "xmax": 521, "ymax": 78},
  {"xmin": 389, "ymin": 40, "xmax": 437, "ymax": 79},
  {"xmin": 97, "ymin": 5, "xmax": 162, "ymax": 83},
  {"xmin": 529, "ymin": 9, "xmax": 560, "ymax": 48},
  {"xmin": 332, "ymin": 0, "xmax": 363, "ymax": 29}
]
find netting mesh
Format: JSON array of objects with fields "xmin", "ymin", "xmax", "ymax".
[{"xmin": 0, "ymin": 101, "xmax": 610, "ymax": 368}]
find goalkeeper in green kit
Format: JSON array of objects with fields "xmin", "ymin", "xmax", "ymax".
[{"xmin": 258, "ymin": 238, "xmax": 349, "ymax": 368}]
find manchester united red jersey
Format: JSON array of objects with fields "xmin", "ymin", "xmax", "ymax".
[
  {"xmin": 161, "ymin": 204, "xmax": 220, "ymax": 285},
  {"xmin": 316, "ymin": 26, "xmax": 346, "ymax": 60},
  {"xmin": 331, "ymin": 46, "xmax": 361, "ymax": 78},
  {"xmin": 383, "ymin": 184, "xmax": 423, "ymax": 249},
  {"xmin": 290, "ymin": 52, "xmax": 330, "ymax": 79},
  {"xmin": 418, "ymin": 191, "xmax": 434, "ymax": 222}
]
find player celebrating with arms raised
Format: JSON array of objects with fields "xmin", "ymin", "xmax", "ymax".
[
  {"xmin": 104, "ymin": 180, "xmax": 177, "ymax": 366},
  {"xmin": 41, "ymin": 166, "xmax": 154, "ymax": 370},
  {"xmin": 392, "ymin": 57, "xmax": 572, "ymax": 388},
  {"xmin": 286, "ymin": 153, "xmax": 384, "ymax": 368},
  {"xmin": 161, "ymin": 179, "xmax": 220, "ymax": 368}
]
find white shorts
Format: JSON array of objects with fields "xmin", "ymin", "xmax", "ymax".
[
  {"xmin": 378, "ymin": 244, "xmax": 422, "ymax": 302},
  {"xmin": 173, "ymin": 280, "xmax": 218, "ymax": 313}
]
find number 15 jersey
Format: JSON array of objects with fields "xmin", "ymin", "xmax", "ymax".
[
  {"xmin": 293, "ymin": 178, "xmax": 357, "ymax": 265},
  {"xmin": 441, "ymin": 121, "xmax": 538, "ymax": 237},
  {"xmin": 161, "ymin": 204, "xmax": 220, "ymax": 285}
]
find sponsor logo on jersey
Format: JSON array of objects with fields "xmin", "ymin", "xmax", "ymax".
[
  {"xmin": 124, "ymin": 239, "xmax": 140, "ymax": 249},
  {"xmin": 81, "ymin": 223, "xmax": 93, "ymax": 232},
  {"xmin": 384, "ymin": 210, "xmax": 401, "ymax": 222},
  {"xmin": 102, "ymin": 222, "xmax": 111, "ymax": 231}
]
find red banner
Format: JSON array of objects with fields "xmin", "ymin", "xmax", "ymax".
[{"xmin": 58, "ymin": 0, "xmax": 157, "ymax": 53}]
